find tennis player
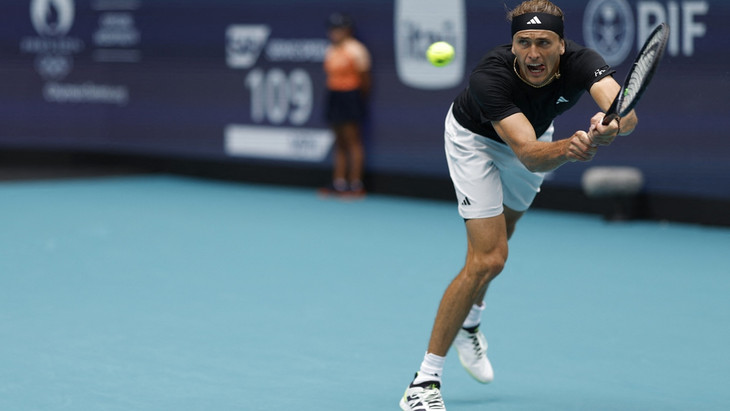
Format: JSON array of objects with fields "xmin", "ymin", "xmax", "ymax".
[{"xmin": 399, "ymin": 1, "xmax": 637, "ymax": 409}]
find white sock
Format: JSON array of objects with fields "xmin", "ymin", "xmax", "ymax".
[
  {"xmin": 462, "ymin": 302, "xmax": 485, "ymax": 329},
  {"xmin": 413, "ymin": 352, "xmax": 445, "ymax": 384}
]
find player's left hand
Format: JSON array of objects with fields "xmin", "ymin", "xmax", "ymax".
[{"xmin": 587, "ymin": 112, "xmax": 620, "ymax": 146}]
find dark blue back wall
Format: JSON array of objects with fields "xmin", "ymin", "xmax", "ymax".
[{"xmin": 1, "ymin": 0, "xmax": 727, "ymax": 200}]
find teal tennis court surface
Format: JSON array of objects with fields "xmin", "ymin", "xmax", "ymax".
[{"xmin": 1, "ymin": 175, "xmax": 729, "ymax": 410}]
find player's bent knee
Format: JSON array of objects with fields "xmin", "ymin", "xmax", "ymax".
[{"xmin": 466, "ymin": 253, "xmax": 506, "ymax": 283}]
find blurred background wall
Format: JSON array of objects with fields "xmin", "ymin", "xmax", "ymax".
[{"xmin": 1, "ymin": 0, "xmax": 728, "ymax": 224}]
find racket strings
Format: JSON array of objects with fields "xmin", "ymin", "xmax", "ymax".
[
  {"xmin": 619, "ymin": 26, "xmax": 668, "ymax": 113},
  {"xmin": 623, "ymin": 49, "xmax": 655, "ymax": 102}
]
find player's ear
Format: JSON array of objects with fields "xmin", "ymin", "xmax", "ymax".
[{"xmin": 560, "ymin": 39, "xmax": 565, "ymax": 55}]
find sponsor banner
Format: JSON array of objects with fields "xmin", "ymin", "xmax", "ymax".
[
  {"xmin": 223, "ymin": 21, "xmax": 330, "ymax": 161},
  {"xmin": 394, "ymin": 0, "xmax": 466, "ymax": 90},
  {"xmin": 20, "ymin": 0, "xmax": 138, "ymax": 105},
  {"xmin": 225, "ymin": 125, "xmax": 333, "ymax": 162},
  {"xmin": 0, "ymin": 0, "xmax": 727, "ymax": 199}
]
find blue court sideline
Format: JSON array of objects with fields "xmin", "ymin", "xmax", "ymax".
[{"xmin": 1, "ymin": 175, "xmax": 728, "ymax": 410}]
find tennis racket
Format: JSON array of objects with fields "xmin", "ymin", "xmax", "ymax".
[{"xmin": 602, "ymin": 22, "xmax": 670, "ymax": 126}]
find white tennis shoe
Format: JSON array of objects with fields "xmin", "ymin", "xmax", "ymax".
[
  {"xmin": 453, "ymin": 327, "xmax": 494, "ymax": 383},
  {"xmin": 399, "ymin": 380, "xmax": 446, "ymax": 411}
]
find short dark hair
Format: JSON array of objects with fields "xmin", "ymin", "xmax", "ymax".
[
  {"xmin": 327, "ymin": 12, "xmax": 354, "ymax": 29},
  {"xmin": 507, "ymin": 0, "xmax": 564, "ymax": 22}
]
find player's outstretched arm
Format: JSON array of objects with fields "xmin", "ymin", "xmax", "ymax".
[{"xmin": 493, "ymin": 113, "xmax": 597, "ymax": 172}]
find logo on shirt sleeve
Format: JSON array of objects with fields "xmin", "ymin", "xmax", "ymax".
[{"xmin": 594, "ymin": 66, "xmax": 608, "ymax": 77}]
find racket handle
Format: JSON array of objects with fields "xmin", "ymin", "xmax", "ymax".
[{"xmin": 602, "ymin": 113, "xmax": 619, "ymax": 126}]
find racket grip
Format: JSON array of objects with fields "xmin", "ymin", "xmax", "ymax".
[{"xmin": 602, "ymin": 113, "xmax": 619, "ymax": 126}]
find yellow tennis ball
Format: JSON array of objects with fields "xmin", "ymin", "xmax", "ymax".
[{"xmin": 426, "ymin": 41, "xmax": 455, "ymax": 67}]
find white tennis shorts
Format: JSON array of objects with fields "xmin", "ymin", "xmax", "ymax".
[{"xmin": 444, "ymin": 105, "xmax": 553, "ymax": 219}]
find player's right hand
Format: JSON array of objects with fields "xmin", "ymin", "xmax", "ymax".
[{"xmin": 588, "ymin": 112, "xmax": 620, "ymax": 146}]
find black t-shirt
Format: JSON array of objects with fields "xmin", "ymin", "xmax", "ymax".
[{"xmin": 452, "ymin": 39, "xmax": 614, "ymax": 143}]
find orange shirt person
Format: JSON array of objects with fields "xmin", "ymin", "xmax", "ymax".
[{"xmin": 322, "ymin": 13, "xmax": 371, "ymax": 196}]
